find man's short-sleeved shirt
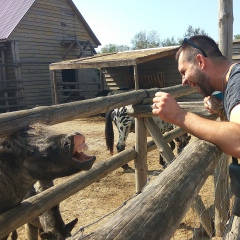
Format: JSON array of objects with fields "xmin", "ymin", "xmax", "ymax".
[{"xmin": 224, "ymin": 63, "xmax": 240, "ymax": 120}]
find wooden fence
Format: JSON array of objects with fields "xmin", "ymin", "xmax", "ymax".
[{"xmin": 0, "ymin": 85, "xmax": 234, "ymax": 239}]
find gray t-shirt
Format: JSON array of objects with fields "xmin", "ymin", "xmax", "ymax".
[{"xmin": 224, "ymin": 63, "xmax": 240, "ymax": 120}]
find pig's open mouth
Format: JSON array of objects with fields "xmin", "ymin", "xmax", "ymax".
[
  {"xmin": 72, "ymin": 134, "xmax": 96, "ymax": 170},
  {"xmin": 72, "ymin": 151, "xmax": 94, "ymax": 163}
]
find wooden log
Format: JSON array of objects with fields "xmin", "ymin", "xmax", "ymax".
[
  {"xmin": 191, "ymin": 195, "xmax": 214, "ymax": 237},
  {"xmin": 0, "ymin": 49, "xmax": 9, "ymax": 109},
  {"xmin": 144, "ymin": 117, "xmax": 174, "ymax": 164},
  {"xmin": 58, "ymin": 89, "xmax": 84, "ymax": 92},
  {"xmin": 133, "ymin": 65, "xmax": 139, "ymax": 89},
  {"xmin": 0, "ymin": 128, "xmax": 182, "ymax": 238},
  {"xmin": 142, "ymin": 85, "xmax": 198, "ymax": 104},
  {"xmin": 72, "ymin": 139, "xmax": 221, "ymax": 240},
  {"xmin": 62, "ymin": 42, "xmax": 75, "ymax": 59},
  {"xmin": 214, "ymin": 153, "xmax": 230, "ymax": 236},
  {"xmin": 134, "ymin": 118, "xmax": 148, "ymax": 192},
  {"xmin": 218, "ymin": 0, "xmax": 233, "ymax": 61},
  {"xmin": 223, "ymin": 215, "xmax": 240, "ymax": 239},
  {"xmin": 127, "ymin": 103, "xmax": 219, "ymax": 120},
  {"xmin": 0, "ymin": 85, "xmax": 194, "ymax": 137},
  {"xmin": 50, "ymin": 70, "xmax": 58, "ymax": 104}
]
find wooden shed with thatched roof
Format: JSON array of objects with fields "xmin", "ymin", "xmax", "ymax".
[
  {"xmin": 0, "ymin": 0, "xmax": 101, "ymax": 113},
  {"xmin": 50, "ymin": 39, "xmax": 240, "ymax": 104},
  {"xmin": 50, "ymin": 46, "xmax": 201, "ymax": 104}
]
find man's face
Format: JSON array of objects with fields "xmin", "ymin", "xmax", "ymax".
[{"xmin": 178, "ymin": 52, "xmax": 214, "ymax": 97}]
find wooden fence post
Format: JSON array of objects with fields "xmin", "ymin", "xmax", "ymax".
[
  {"xmin": 144, "ymin": 117, "xmax": 174, "ymax": 164},
  {"xmin": 214, "ymin": 153, "xmax": 230, "ymax": 236},
  {"xmin": 134, "ymin": 118, "xmax": 148, "ymax": 192},
  {"xmin": 50, "ymin": 70, "xmax": 58, "ymax": 104}
]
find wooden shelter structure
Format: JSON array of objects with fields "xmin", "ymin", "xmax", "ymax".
[
  {"xmin": 50, "ymin": 46, "xmax": 203, "ymax": 104},
  {"xmin": 50, "ymin": 40, "xmax": 240, "ymax": 104},
  {"xmin": 0, "ymin": 0, "xmax": 101, "ymax": 113}
]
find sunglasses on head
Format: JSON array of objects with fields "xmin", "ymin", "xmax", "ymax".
[{"xmin": 182, "ymin": 38, "xmax": 208, "ymax": 57}]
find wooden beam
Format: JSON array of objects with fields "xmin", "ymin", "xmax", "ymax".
[
  {"xmin": 134, "ymin": 118, "xmax": 148, "ymax": 192},
  {"xmin": 133, "ymin": 64, "xmax": 139, "ymax": 89},
  {"xmin": 0, "ymin": 86, "xmax": 195, "ymax": 137},
  {"xmin": 126, "ymin": 103, "xmax": 219, "ymax": 120},
  {"xmin": 214, "ymin": 154, "xmax": 230, "ymax": 236},
  {"xmin": 145, "ymin": 117, "xmax": 174, "ymax": 163},
  {"xmin": 191, "ymin": 195, "xmax": 214, "ymax": 237},
  {"xmin": 50, "ymin": 70, "xmax": 58, "ymax": 104},
  {"xmin": 218, "ymin": 0, "xmax": 233, "ymax": 60},
  {"xmin": 216, "ymin": 1, "xmax": 233, "ymax": 236},
  {"xmin": 72, "ymin": 139, "xmax": 221, "ymax": 240},
  {"xmin": 62, "ymin": 42, "xmax": 75, "ymax": 59}
]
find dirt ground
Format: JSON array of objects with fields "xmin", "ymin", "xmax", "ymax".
[{"xmin": 12, "ymin": 116, "xmax": 222, "ymax": 239}]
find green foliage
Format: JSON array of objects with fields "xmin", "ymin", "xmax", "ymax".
[
  {"xmin": 234, "ymin": 34, "xmax": 240, "ymax": 40},
  {"xmin": 99, "ymin": 44, "xmax": 130, "ymax": 54},
  {"xmin": 161, "ymin": 36, "xmax": 179, "ymax": 47},
  {"xmin": 131, "ymin": 30, "xmax": 161, "ymax": 50},
  {"xmin": 97, "ymin": 25, "xmax": 209, "ymax": 53},
  {"xmin": 161, "ymin": 25, "xmax": 209, "ymax": 47}
]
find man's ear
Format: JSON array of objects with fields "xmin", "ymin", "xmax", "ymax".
[{"xmin": 195, "ymin": 54, "xmax": 205, "ymax": 69}]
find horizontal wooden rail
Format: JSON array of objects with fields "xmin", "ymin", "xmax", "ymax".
[
  {"xmin": 58, "ymin": 89, "xmax": 84, "ymax": 92},
  {"xmin": 57, "ymin": 82, "xmax": 99, "ymax": 86},
  {"xmin": 0, "ymin": 85, "xmax": 196, "ymax": 137},
  {"xmin": 0, "ymin": 127, "xmax": 184, "ymax": 238},
  {"xmin": 0, "ymin": 96, "xmax": 24, "ymax": 101},
  {"xmin": 0, "ymin": 87, "xmax": 22, "ymax": 92},
  {"xmin": 127, "ymin": 102, "xmax": 219, "ymax": 120},
  {"xmin": 72, "ymin": 139, "xmax": 222, "ymax": 240},
  {"xmin": 0, "ymin": 104, "xmax": 26, "ymax": 110}
]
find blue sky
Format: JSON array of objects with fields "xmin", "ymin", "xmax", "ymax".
[{"xmin": 72, "ymin": 0, "xmax": 240, "ymax": 49}]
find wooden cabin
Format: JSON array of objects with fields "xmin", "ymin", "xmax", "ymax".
[
  {"xmin": 50, "ymin": 39, "xmax": 240, "ymax": 104},
  {"xmin": 49, "ymin": 46, "xmax": 203, "ymax": 103},
  {"xmin": 0, "ymin": 0, "xmax": 101, "ymax": 113}
]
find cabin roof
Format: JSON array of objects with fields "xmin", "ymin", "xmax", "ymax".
[
  {"xmin": 49, "ymin": 46, "xmax": 180, "ymax": 70},
  {"xmin": 0, "ymin": 0, "xmax": 100, "ymax": 45},
  {"xmin": 0, "ymin": 0, "xmax": 35, "ymax": 40}
]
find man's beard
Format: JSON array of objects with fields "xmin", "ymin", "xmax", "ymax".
[{"xmin": 194, "ymin": 68, "xmax": 214, "ymax": 97}]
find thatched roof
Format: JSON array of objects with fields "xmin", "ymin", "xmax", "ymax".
[{"xmin": 49, "ymin": 46, "xmax": 179, "ymax": 70}]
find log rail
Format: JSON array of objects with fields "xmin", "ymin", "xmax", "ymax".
[{"xmin": 0, "ymin": 85, "xmax": 231, "ymax": 239}]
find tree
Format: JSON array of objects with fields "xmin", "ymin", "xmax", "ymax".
[
  {"xmin": 161, "ymin": 25, "xmax": 209, "ymax": 47},
  {"xmin": 161, "ymin": 36, "xmax": 178, "ymax": 47},
  {"xmin": 99, "ymin": 44, "xmax": 130, "ymax": 54},
  {"xmin": 131, "ymin": 30, "xmax": 161, "ymax": 50},
  {"xmin": 97, "ymin": 25, "xmax": 208, "ymax": 52},
  {"xmin": 234, "ymin": 34, "xmax": 240, "ymax": 40}
]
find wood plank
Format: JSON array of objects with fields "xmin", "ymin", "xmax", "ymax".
[
  {"xmin": 134, "ymin": 118, "xmax": 148, "ymax": 192},
  {"xmin": 145, "ymin": 117, "xmax": 174, "ymax": 163},
  {"xmin": 72, "ymin": 140, "xmax": 221, "ymax": 240},
  {"xmin": 0, "ymin": 86, "xmax": 196, "ymax": 137}
]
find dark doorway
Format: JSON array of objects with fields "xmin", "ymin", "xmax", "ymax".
[{"xmin": 62, "ymin": 69, "xmax": 77, "ymax": 101}]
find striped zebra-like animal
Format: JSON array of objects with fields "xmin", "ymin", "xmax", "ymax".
[{"xmin": 105, "ymin": 105, "xmax": 190, "ymax": 171}]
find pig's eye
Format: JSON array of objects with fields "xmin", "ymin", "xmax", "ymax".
[{"xmin": 63, "ymin": 140, "xmax": 70, "ymax": 148}]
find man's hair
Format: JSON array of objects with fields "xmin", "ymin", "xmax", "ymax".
[{"xmin": 176, "ymin": 35, "xmax": 225, "ymax": 62}]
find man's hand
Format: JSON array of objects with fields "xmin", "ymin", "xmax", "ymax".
[
  {"xmin": 204, "ymin": 95, "xmax": 223, "ymax": 114},
  {"xmin": 152, "ymin": 92, "xmax": 186, "ymax": 125}
]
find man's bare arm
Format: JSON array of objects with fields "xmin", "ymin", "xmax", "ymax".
[{"xmin": 152, "ymin": 92, "xmax": 240, "ymax": 158}]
